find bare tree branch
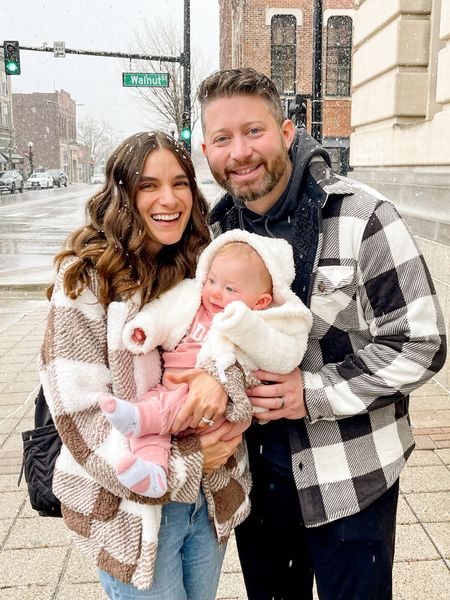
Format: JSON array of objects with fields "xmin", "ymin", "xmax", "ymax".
[
  {"xmin": 126, "ymin": 18, "xmax": 210, "ymax": 138},
  {"xmin": 77, "ymin": 115, "xmax": 119, "ymax": 172}
]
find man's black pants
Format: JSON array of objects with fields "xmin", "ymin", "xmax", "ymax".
[{"xmin": 235, "ymin": 459, "xmax": 399, "ymax": 600}]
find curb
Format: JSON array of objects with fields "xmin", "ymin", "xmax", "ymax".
[{"xmin": 0, "ymin": 282, "xmax": 49, "ymax": 294}]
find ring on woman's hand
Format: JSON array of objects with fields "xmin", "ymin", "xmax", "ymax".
[
  {"xmin": 279, "ymin": 396, "xmax": 285, "ymax": 409},
  {"xmin": 201, "ymin": 416, "xmax": 215, "ymax": 426}
]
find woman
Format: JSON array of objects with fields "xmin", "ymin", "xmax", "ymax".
[{"xmin": 39, "ymin": 131, "xmax": 251, "ymax": 599}]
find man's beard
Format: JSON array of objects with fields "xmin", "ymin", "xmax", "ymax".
[{"xmin": 208, "ymin": 144, "xmax": 290, "ymax": 204}]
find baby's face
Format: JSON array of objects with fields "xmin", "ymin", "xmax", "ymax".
[{"xmin": 202, "ymin": 253, "xmax": 269, "ymax": 315}]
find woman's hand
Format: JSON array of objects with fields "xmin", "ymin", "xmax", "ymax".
[
  {"xmin": 200, "ymin": 421, "xmax": 243, "ymax": 474},
  {"xmin": 166, "ymin": 369, "xmax": 228, "ymax": 433},
  {"xmin": 247, "ymin": 368, "xmax": 306, "ymax": 421}
]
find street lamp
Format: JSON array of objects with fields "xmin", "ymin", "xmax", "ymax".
[{"xmin": 28, "ymin": 141, "xmax": 34, "ymax": 176}]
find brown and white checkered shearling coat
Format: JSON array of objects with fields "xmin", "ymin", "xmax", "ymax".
[{"xmin": 39, "ymin": 258, "xmax": 251, "ymax": 591}]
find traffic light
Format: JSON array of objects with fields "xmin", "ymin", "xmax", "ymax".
[
  {"xmin": 3, "ymin": 41, "xmax": 21, "ymax": 75},
  {"xmin": 288, "ymin": 95, "xmax": 309, "ymax": 128},
  {"xmin": 180, "ymin": 112, "xmax": 191, "ymax": 143}
]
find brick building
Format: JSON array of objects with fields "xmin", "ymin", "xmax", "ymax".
[
  {"xmin": 12, "ymin": 89, "xmax": 81, "ymax": 181},
  {"xmin": 218, "ymin": 0, "xmax": 358, "ymax": 173}
]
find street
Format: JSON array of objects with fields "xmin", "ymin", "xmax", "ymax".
[
  {"xmin": 0, "ymin": 183, "xmax": 96, "ymax": 332},
  {"xmin": 0, "ymin": 183, "xmax": 92, "ymax": 287}
]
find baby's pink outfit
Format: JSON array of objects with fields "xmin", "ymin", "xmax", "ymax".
[{"xmin": 129, "ymin": 303, "xmax": 250, "ymax": 470}]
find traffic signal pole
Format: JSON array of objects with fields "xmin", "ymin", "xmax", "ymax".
[
  {"xmin": 17, "ymin": 45, "xmax": 181, "ymax": 63},
  {"xmin": 17, "ymin": 42, "xmax": 193, "ymax": 154},
  {"xmin": 181, "ymin": 0, "xmax": 191, "ymax": 153},
  {"xmin": 311, "ymin": 0, "xmax": 323, "ymax": 144}
]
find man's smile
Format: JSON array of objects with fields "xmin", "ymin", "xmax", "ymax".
[{"xmin": 227, "ymin": 163, "xmax": 263, "ymax": 180}]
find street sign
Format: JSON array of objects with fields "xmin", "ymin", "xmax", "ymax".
[
  {"xmin": 53, "ymin": 41, "xmax": 65, "ymax": 57},
  {"xmin": 122, "ymin": 72, "xmax": 169, "ymax": 87}
]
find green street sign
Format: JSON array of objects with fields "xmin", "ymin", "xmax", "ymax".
[{"xmin": 122, "ymin": 72, "xmax": 169, "ymax": 87}]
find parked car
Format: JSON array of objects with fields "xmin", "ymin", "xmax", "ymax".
[
  {"xmin": 0, "ymin": 169, "xmax": 24, "ymax": 194},
  {"xmin": 48, "ymin": 169, "xmax": 68, "ymax": 187},
  {"xmin": 24, "ymin": 171, "xmax": 54, "ymax": 190},
  {"xmin": 90, "ymin": 173, "xmax": 105, "ymax": 185}
]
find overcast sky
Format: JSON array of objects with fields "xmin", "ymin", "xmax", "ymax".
[{"xmin": 4, "ymin": 0, "xmax": 219, "ymax": 145}]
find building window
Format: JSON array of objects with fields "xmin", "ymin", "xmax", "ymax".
[
  {"xmin": 326, "ymin": 16, "xmax": 352, "ymax": 97},
  {"xmin": 2, "ymin": 103, "xmax": 8, "ymax": 127},
  {"xmin": 271, "ymin": 15, "xmax": 296, "ymax": 96}
]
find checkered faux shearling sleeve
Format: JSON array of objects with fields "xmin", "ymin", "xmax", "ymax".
[{"xmin": 303, "ymin": 200, "xmax": 446, "ymax": 423}]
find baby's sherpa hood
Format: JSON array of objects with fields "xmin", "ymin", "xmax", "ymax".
[{"xmin": 196, "ymin": 230, "xmax": 296, "ymax": 306}]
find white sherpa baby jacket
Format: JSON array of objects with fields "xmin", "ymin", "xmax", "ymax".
[{"xmin": 123, "ymin": 230, "xmax": 312, "ymax": 378}]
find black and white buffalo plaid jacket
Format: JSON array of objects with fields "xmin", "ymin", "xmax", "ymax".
[{"xmin": 209, "ymin": 130, "xmax": 446, "ymax": 527}]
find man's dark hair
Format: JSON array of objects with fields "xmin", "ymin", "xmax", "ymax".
[{"xmin": 197, "ymin": 68, "xmax": 285, "ymax": 127}]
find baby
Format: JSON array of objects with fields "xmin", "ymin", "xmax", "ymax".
[{"xmin": 100, "ymin": 230, "xmax": 312, "ymax": 497}]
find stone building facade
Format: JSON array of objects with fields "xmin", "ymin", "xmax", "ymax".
[
  {"xmin": 218, "ymin": 0, "xmax": 359, "ymax": 173},
  {"xmin": 350, "ymin": 0, "xmax": 449, "ymax": 389},
  {"xmin": 12, "ymin": 89, "xmax": 81, "ymax": 182}
]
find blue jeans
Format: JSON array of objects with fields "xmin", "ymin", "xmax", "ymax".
[{"xmin": 98, "ymin": 492, "xmax": 226, "ymax": 600}]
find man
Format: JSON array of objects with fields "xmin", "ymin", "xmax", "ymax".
[{"xmin": 198, "ymin": 68, "xmax": 446, "ymax": 600}]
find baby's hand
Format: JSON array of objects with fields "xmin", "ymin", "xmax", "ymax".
[
  {"xmin": 214, "ymin": 301, "xmax": 247, "ymax": 328},
  {"xmin": 132, "ymin": 327, "xmax": 146, "ymax": 344}
]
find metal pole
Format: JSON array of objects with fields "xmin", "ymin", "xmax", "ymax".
[
  {"xmin": 28, "ymin": 147, "xmax": 33, "ymax": 175},
  {"xmin": 183, "ymin": 0, "xmax": 191, "ymax": 154},
  {"xmin": 19, "ymin": 45, "xmax": 181, "ymax": 63},
  {"xmin": 311, "ymin": 0, "xmax": 323, "ymax": 144}
]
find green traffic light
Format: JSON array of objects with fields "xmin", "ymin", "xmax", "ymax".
[
  {"xmin": 3, "ymin": 41, "xmax": 21, "ymax": 75},
  {"xmin": 5, "ymin": 61, "xmax": 18, "ymax": 74},
  {"xmin": 181, "ymin": 128, "xmax": 191, "ymax": 141}
]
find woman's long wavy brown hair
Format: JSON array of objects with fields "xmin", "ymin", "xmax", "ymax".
[{"xmin": 49, "ymin": 131, "xmax": 210, "ymax": 306}]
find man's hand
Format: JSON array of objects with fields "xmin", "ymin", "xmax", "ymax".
[
  {"xmin": 166, "ymin": 369, "xmax": 228, "ymax": 432},
  {"xmin": 247, "ymin": 368, "xmax": 306, "ymax": 421},
  {"xmin": 200, "ymin": 421, "xmax": 243, "ymax": 473}
]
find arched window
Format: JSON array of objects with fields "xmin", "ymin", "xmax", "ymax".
[
  {"xmin": 271, "ymin": 15, "xmax": 296, "ymax": 96},
  {"xmin": 326, "ymin": 16, "xmax": 352, "ymax": 97}
]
